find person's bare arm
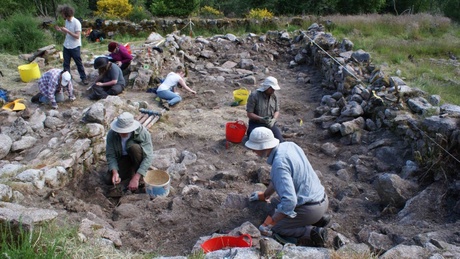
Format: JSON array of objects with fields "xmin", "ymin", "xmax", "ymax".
[{"xmin": 178, "ymin": 78, "xmax": 196, "ymax": 94}]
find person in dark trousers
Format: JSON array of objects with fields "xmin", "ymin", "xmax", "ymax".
[
  {"xmin": 88, "ymin": 56, "xmax": 125, "ymax": 100},
  {"xmin": 247, "ymin": 127, "xmax": 331, "ymax": 247},
  {"xmin": 246, "ymin": 76, "xmax": 284, "ymax": 142},
  {"xmin": 105, "ymin": 112, "xmax": 154, "ymax": 191},
  {"xmin": 55, "ymin": 5, "xmax": 88, "ymax": 85}
]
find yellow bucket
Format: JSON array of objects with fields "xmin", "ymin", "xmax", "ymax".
[
  {"xmin": 18, "ymin": 63, "xmax": 41, "ymax": 83},
  {"xmin": 233, "ymin": 88, "xmax": 250, "ymax": 105}
]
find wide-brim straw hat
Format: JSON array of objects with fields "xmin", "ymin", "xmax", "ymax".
[
  {"xmin": 245, "ymin": 127, "xmax": 280, "ymax": 150},
  {"xmin": 110, "ymin": 112, "xmax": 141, "ymax": 133}
]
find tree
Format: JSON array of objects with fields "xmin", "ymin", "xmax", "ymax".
[
  {"xmin": 337, "ymin": 0, "xmax": 386, "ymax": 14},
  {"xmin": 150, "ymin": 0, "xmax": 199, "ymax": 17}
]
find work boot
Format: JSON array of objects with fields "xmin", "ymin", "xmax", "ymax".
[
  {"xmin": 31, "ymin": 93, "xmax": 42, "ymax": 103},
  {"xmin": 310, "ymin": 227, "xmax": 327, "ymax": 247},
  {"xmin": 81, "ymin": 78, "xmax": 89, "ymax": 86},
  {"xmin": 312, "ymin": 214, "xmax": 331, "ymax": 227}
]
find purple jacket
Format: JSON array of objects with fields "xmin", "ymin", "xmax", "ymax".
[{"xmin": 109, "ymin": 44, "xmax": 133, "ymax": 64}]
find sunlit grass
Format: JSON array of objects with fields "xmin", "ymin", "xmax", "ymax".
[{"xmin": 324, "ymin": 13, "xmax": 460, "ymax": 105}]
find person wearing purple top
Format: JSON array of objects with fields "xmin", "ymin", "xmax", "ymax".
[{"xmin": 108, "ymin": 42, "xmax": 133, "ymax": 72}]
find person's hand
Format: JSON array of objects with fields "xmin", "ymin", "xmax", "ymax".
[
  {"xmin": 190, "ymin": 90, "xmax": 196, "ymax": 95},
  {"xmin": 51, "ymin": 102, "xmax": 58, "ymax": 109},
  {"xmin": 259, "ymin": 215, "xmax": 276, "ymax": 236},
  {"xmin": 128, "ymin": 173, "xmax": 141, "ymax": 191},
  {"xmin": 96, "ymin": 82, "xmax": 103, "ymax": 86},
  {"xmin": 249, "ymin": 191, "xmax": 265, "ymax": 202},
  {"xmin": 267, "ymin": 118, "xmax": 276, "ymax": 128},
  {"xmin": 116, "ymin": 61, "xmax": 122, "ymax": 67},
  {"xmin": 54, "ymin": 25, "xmax": 61, "ymax": 31},
  {"xmin": 112, "ymin": 171, "xmax": 121, "ymax": 185},
  {"xmin": 69, "ymin": 96, "xmax": 76, "ymax": 102}
]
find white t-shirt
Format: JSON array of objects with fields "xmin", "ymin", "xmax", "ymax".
[
  {"xmin": 63, "ymin": 17, "xmax": 82, "ymax": 49},
  {"xmin": 157, "ymin": 72, "xmax": 181, "ymax": 92}
]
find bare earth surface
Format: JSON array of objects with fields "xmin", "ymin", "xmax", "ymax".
[{"xmin": 0, "ymin": 36, "xmax": 458, "ymax": 257}]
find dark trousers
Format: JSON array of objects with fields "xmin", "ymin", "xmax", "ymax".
[
  {"xmin": 89, "ymin": 83, "xmax": 124, "ymax": 100},
  {"xmin": 247, "ymin": 121, "xmax": 284, "ymax": 142},
  {"xmin": 63, "ymin": 46, "xmax": 86, "ymax": 80},
  {"xmin": 271, "ymin": 195, "xmax": 329, "ymax": 239},
  {"xmin": 104, "ymin": 144, "xmax": 143, "ymax": 185}
]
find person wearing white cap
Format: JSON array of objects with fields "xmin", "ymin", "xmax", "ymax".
[
  {"xmin": 246, "ymin": 76, "xmax": 284, "ymax": 142},
  {"xmin": 246, "ymin": 127, "xmax": 330, "ymax": 247},
  {"xmin": 105, "ymin": 112, "xmax": 154, "ymax": 191},
  {"xmin": 32, "ymin": 68, "xmax": 75, "ymax": 109}
]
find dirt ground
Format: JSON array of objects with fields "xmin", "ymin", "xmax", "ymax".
[{"xmin": 0, "ymin": 37, "xmax": 456, "ymax": 256}]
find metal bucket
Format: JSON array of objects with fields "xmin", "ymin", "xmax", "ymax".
[{"xmin": 145, "ymin": 170, "xmax": 170, "ymax": 197}]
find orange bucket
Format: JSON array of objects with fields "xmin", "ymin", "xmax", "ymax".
[
  {"xmin": 201, "ymin": 234, "xmax": 252, "ymax": 253},
  {"xmin": 225, "ymin": 120, "xmax": 247, "ymax": 144}
]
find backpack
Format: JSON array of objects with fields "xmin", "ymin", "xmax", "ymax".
[{"xmin": 88, "ymin": 30, "xmax": 106, "ymax": 42}]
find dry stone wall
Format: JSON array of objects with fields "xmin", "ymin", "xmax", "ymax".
[{"xmin": 295, "ymin": 23, "xmax": 460, "ymax": 179}]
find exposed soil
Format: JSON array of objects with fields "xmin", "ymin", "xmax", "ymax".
[{"xmin": 1, "ymin": 36, "xmax": 456, "ymax": 256}]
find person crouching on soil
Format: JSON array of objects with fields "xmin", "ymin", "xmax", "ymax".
[
  {"xmin": 31, "ymin": 68, "xmax": 75, "ymax": 109},
  {"xmin": 107, "ymin": 41, "xmax": 132, "ymax": 73},
  {"xmin": 155, "ymin": 65, "xmax": 196, "ymax": 110},
  {"xmin": 247, "ymin": 127, "xmax": 331, "ymax": 247},
  {"xmin": 89, "ymin": 56, "xmax": 125, "ymax": 100},
  {"xmin": 246, "ymin": 76, "xmax": 284, "ymax": 142},
  {"xmin": 105, "ymin": 112, "xmax": 154, "ymax": 191}
]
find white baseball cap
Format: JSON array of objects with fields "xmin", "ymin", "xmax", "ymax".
[{"xmin": 61, "ymin": 71, "xmax": 71, "ymax": 86}]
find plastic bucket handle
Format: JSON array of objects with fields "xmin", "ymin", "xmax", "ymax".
[{"xmin": 238, "ymin": 234, "xmax": 253, "ymax": 247}]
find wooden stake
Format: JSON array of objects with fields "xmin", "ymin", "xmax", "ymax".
[
  {"xmin": 138, "ymin": 114, "xmax": 150, "ymax": 124},
  {"xmin": 146, "ymin": 115, "xmax": 160, "ymax": 128},
  {"xmin": 142, "ymin": 115, "xmax": 155, "ymax": 127}
]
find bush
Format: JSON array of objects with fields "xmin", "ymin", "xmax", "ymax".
[
  {"xmin": 199, "ymin": 6, "xmax": 223, "ymax": 18},
  {"xmin": 246, "ymin": 8, "xmax": 274, "ymax": 20},
  {"xmin": 95, "ymin": 0, "xmax": 133, "ymax": 19},
  {"xmin": 128, "ymin": 5, "xmax": 152, "ymax": 23},
  {"xmin": 0, "ymin": 12, "xmax": 52, "ymax": 54}
]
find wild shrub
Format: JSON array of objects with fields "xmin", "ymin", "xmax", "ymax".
[
  {"xmin": 95, "ymin": 0, "xmax": 133, "ymax": 19},
  {"xmin": 246, "ymin": 8, "xmax": 274, "ymax": 20},
  {"xmin": 128, "ymin": 5, "xmax": 152, "ymax": 23},
  {"xmin": 0, "ymin": 12, "xmax": 52, "ymax": 54},
  {"xmin": 200, "ymin": 6, "xmax": 223, "ymax": 18}
]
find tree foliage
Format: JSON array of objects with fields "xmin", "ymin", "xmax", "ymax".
[{"xmin": 150, "ymin": 0, "xmax": 199, "ymax": 17}]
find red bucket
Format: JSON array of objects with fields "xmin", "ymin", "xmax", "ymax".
[
  {"xmin": 225, "ymin": 120, "xmax": 247, "ymax": 144},
  {"xmin": 201, "ymin": 234, "xmax": 252, "ymax": 253}
]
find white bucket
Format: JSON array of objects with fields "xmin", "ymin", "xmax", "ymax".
[{"xmin": 145, "ymin": 170, "xmax": 170, "ymax": 197}]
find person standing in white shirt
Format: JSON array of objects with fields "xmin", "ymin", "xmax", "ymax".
[{"xmin": 55, "ymin": 5, "xmax": 88, "ymax": 85}]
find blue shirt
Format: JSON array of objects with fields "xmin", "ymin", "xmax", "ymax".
[{"xmin": 267, "ymin": 142, "xmax": 325, "ymax": 218}]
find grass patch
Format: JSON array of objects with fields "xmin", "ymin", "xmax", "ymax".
[{"xmin": 323, "ymin": 13, "xmax": 460, "ymax": 105}]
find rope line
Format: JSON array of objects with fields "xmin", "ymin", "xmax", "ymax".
[
  {"xmin": 303, "ymin": 33, "xmax": 361, "ymax": 81},
  {"xmin": 409, "ymin": 120, "xmax": 460, "ymax": 164},
  {"xmin": 303, "ymin": 31, "xmax": 459, "ymax": 164}
]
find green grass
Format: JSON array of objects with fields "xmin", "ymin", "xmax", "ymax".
[{"xmin": 324, "ymin": 13, "xmax": 460, "ymax": 105}]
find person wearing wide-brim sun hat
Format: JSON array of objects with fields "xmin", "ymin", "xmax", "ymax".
[
  {"xmin": 246, "ymin": 127, "xmax": 331, "ymax": 247},
  {"xmin": 88, "ymin": 56, "xmax": 126, "ymax": 100},
  {"xmin": 246, "ymin": 76, "xmax": 284, "ymax": 142},
  {"xmin": 105, "ymin": 112, "xmax": 154, "ymax": 191}
]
